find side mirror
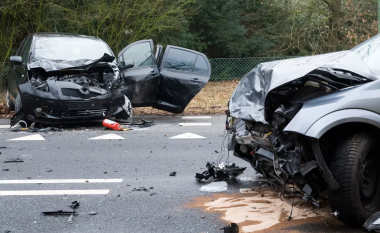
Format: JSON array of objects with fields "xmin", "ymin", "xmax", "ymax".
[
  {"xmin": 10, "ymin": 56, "xmax": 22, "ymax": 65},
  {"xmin": 124, "ymin": 60, "xmax": 134, "ymax": 69}
]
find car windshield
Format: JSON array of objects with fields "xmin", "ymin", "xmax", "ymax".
[
  {"xmin": 351, "ymin": 34, "xmax": 380, "ymax": 74},
  {"xmin": 32, "ymin": 35, "xmax": 113, "ymax": 62}
]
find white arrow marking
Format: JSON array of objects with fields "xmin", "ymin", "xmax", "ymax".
[
  {"xmin": 89, "ymin": 134, "xmax": 125, "ymax": 140},
  {"xmin": 8, "ymin": 134, "xmax": 45, "ymax": 141},
  {"xmin": 170, "ymin": 133, "xmax": 206, "ymax": 139}
]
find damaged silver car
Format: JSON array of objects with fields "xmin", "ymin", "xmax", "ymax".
[
  {"xmin": 7, "ymin": 33, "xmax": 211, "ymax": 126},
  {"xmin": 227, "ymin": 34, "xmax": 380, "ymax": 224}
]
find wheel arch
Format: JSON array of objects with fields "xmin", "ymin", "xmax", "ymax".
[{"xmin": 305, "ymin": 109, "xmax": 380, "ymax": 139}]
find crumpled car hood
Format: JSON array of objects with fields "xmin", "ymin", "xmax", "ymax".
[
  {"xmin": 229, "ymin": 50, "xmax": 378, "ymax": 123},
  {"xmin": 29, "ymin": 53, "xmax": 115, "ymax": 72}
]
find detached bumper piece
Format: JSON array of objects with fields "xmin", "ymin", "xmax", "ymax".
[
  {"xmin": 364, "ymin": 211, "xmax": 380, "ymax": 232},
  {"xmin": 196, "ymin": 162, "xmax": 246, "ymax": 181}
]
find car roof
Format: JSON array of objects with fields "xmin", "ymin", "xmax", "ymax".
[{"xmin": 31, "ymin": 32, "xmax": 103, "ymax": 41}]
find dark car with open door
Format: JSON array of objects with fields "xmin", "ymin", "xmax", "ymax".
[{"xmin": 7, "ymin": 33, "xmax": 211, "ymax": 126}]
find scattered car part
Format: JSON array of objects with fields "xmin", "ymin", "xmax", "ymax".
[
  {"xmin": 196, "ymin": 162, "xmax": 246, "ymax": 181},
  {"xmin": 68, "ymin": 214, "xmax": 74, "ymax": 224},
  {"xmin": 69, "ymin": 201, "xmax": 80, "ymax": 209},
  {"xmin": 226, "ymin": 34, "xmax": 380, "ymax": 225},
  {"xmin": 221, "ymin": 223, "xmax": 239, "ymax": 233},
  {"xmin": 363, "ymin": 211, "xmax": 380, "ymax": 232},
  {"xmin": 169, "ymin": 171, "xmax": 176, "ymax": 176},
  {"xmin": 4, "ymin": 159, "xmax": 24, "ymax": 163},
  {"xmin": 42, "ymin": 210, "xmax": 76, "ymax": 216}
]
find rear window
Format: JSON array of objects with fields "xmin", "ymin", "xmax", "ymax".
[{"xmin": 164, "ymin": 48, "xmax": 196, "ymax": 72}]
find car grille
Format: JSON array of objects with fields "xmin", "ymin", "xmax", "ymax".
[
  {"xmin": 61, "ymin": 109, "xmax": 107, "ymax": 117},
  {"xmin": 61, "ymin": 88, "xmax": 101, "ymax": 98}
]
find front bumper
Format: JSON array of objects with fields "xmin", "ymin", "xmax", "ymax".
[{"xmin": 15, "ymin": 82, "xmax": 125, "ymax": 125}]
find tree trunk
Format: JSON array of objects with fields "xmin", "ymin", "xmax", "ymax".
[{"xmin": 327, "ymin": 0, "xmax": 341, "ymax": 52}]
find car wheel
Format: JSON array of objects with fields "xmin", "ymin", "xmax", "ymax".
[
  {"xmin": 15, "ymin": 94, "xmax": 22, "ymax": 112},
  {"xmin": 328, "ymin": 131, "xmax": 380, "ymax": 224},
  {"xmin": 6, "ymin": 91, "xmax": 15, "ymax": 111}
]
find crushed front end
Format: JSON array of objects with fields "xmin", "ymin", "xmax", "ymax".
[
  {"xmin": 227, "ymin": 51, "xmax": 378, "ymax": 213},
  {"xmin": 11, "ymin": 54, "xmax": 132, "ymax": 126}
]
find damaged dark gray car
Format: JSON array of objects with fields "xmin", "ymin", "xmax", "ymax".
[
  {"xmin": 228, "ymin": 34, "xmax": 380, "ymax": 224},
  {"xmin": 7, "ymin": 33, "xmax": 211, "ymax": 126}
]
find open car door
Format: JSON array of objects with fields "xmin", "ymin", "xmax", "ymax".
[
  {"xmin": 117, "ymin": 39, "xmax": 160, "ymax": 107},
  {"xmin": 153, "ymin": 46, "xmax": 211, "ymax": 113}
]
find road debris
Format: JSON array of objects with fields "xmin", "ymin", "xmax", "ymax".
[
  {"xmin": 69, "ymin": 201, "xmax": 80, "ymax": 209},
  {"xmin": 103, "ymin": 119, "xmax": 123, "ymax": 131},
  {"xmin": 42, "ymin": 210, "xmax": 76, "ymax": 216},
  {"xmin": 196, "ymin": 162, "xmax": 245, "ymax": 181},
  {"xmin": 68, "ymin": 214, "xmax": 74, "ymax": 224},
  {"xmin": 150, "ymin": 193, "xmax": 158, "ymax": 196},
  {"xmin": 221, "ymin": 223, "xmax": 239, "ymax": 233},
  {"xmin": 169, "ymin": 171, "xmax": 176, "ymax": 176},
  {"xmin": 4, "ymin": 159, "xmax": 24, "ymax": 163},
  {"xmin": 132, "ymin": 187, "xmax": 150, "ymax": 192},
  {"xmin": 2, "ymin": 169, "xmax": 9, "ymax": 171},
  {"xmin": 364, "ymin": 211, "xmax": 380, "ymax": 231},
  {"xmin": 88, "ymin": 212, "xmax": 98, "ymax": 215},
  {"xmin": 199, "ymin": 181, "xmax": 227, "ymax": 192}
]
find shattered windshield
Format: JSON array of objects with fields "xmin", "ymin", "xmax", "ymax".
[
  {"xmin": 351, "ymin": 34, "xmax": 380, "ymax": 74},
  {"xmin": 32, "ymin": 35, "xmax": 113, "ymax": 63}
]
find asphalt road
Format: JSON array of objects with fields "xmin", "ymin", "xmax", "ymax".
[{"xmin": 0, "ymin": 116, "xmax": 362, "ymax": 233}]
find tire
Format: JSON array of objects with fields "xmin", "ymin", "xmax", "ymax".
[
  {"xmin": 6, "ymin": 91, "xmax": 15, "ymax": 111},
  {"xmin": 328, "ymin": 131, "xmax": 380, "ymax": 224},
  {"xmin": 15, "ymin": 94, "xmax": 22, "ymax": 112}
]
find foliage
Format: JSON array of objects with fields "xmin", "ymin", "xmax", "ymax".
[{"xmin": 0, "ymin": 0, "xmax": 378, "ymax": 61}]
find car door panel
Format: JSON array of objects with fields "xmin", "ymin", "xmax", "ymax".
[
  {"xmin": 11, "ymin": 36, "xmax": 32, "ymax": 99},
  {"xmin": 118, "ymin": 39, "xmax": 160, "ymax": 107},
  {"xmin": 119, "ymin": 66, "xmax": 160, "ymax": 107},
  {"xmin": 154, "ymin": 46, "xmax": 211, "ymax": 113}
]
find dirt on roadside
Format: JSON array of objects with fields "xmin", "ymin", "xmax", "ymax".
[{"xmin": 185, "ymin": 188, "xmax": 352, "ymax": 233}]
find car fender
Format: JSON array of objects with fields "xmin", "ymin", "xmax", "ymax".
[{"xmin": 285, "ymin": 109, "xmax": 380, "ymax": 139}]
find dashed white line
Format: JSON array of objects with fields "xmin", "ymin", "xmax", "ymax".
[
  {"xmin": 0, "ymin": 179, "xmax": 123, "ymax": 184},
  {"xmin": 179, "ymin": 123, "xmax": 211, "ymax": 126},
  {"xmin": 0, "ymin": 125, "xmax": 10, "ymax": 128},
  {"xmin": 181, "ymin": 116, "xmax": 211, "ymax": 119},
  {"xmin": 0, "ymin": 190, "xmax": 110, "ymax": 196}
]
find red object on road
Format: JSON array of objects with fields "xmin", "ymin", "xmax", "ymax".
[{"xmin": 103, "ymin": 119, "xmax": 122, "ymax": 131}]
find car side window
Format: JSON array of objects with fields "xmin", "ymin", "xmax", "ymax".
[
  {"xmin": 194, "ymin": 55, "xmax": 208, "ymax": 75},
  {"xmin": 164, "ymin": 48, "xmax": 197, "ymax": 72},
  {"xmin": 120, "ymin": 42, "xmax": 153, "ymax": 68},
  {"xmin": 20, "ymin": 37, "xmax": 33, "ymax": 63}
]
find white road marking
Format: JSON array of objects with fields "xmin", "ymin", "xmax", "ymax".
[
  {"xmin": 8, "ymin": 134, "xmax": 45, "ymax": 141},
  {"xmin": 182, "ymin": 116, "xmax": 211, "ymax": 119},
  {"xmin": 0, "ymin": 125, "xmax": 10, "ymax": 128},
  {"xmin": 170, "ymin": 133, "xmax": 206, "ymax": 139},
  {"xmin": 0, "ymin": 179, "xmax": 123, "ymax": 184},
  {"xmin": 89, "ymin": 134, "xmax": 125, "ymax": 140},
  {"xmin": 179, "ymin": 123, "xmax": 211, "ymax": 126},
  {"xmin": 199, "ymin": 181, "xmax": 227, "ymax": 192},
  {"xmin": 0, "ymin": 190, "xmax": 109, "ymax": 196}
]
